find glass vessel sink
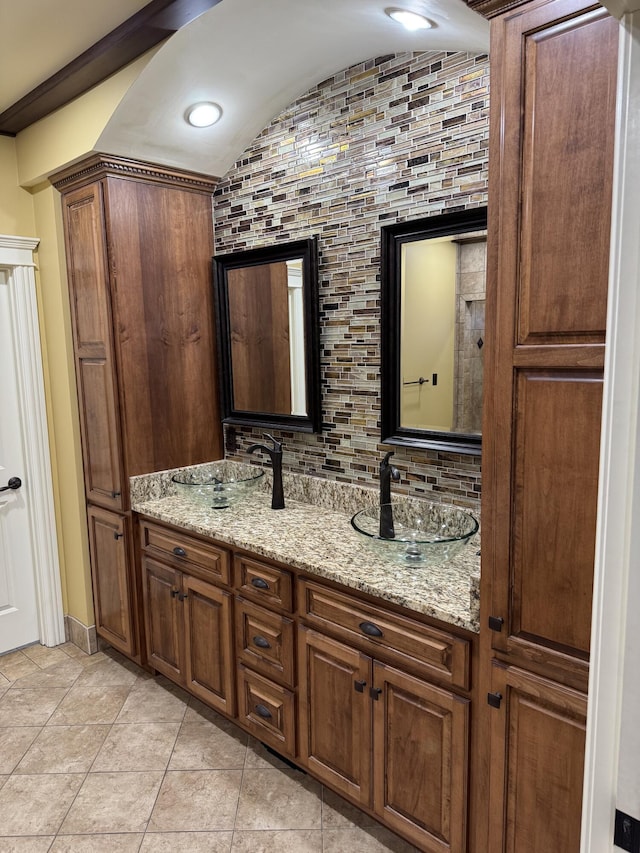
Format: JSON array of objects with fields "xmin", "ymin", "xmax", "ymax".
[
  {"xmin": 171, "ymin": 462, "xmax": 264, "ymax": 509},
  {"xmin": 351, "ymin": 501, "xmax": 478, "ymax": 566}
]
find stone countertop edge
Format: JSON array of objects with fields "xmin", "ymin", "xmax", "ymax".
[{"xmin": 130, "ymin": 463, "xmax": 481, "ymax": 634}]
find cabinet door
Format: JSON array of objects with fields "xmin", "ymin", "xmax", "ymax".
[
  {"xmin": 483, "ymin": 0, "xmax": 618, "ymax": 690},
  {"xmin": 142, "ymin": 556, "xmax": 184, "ymax": 683},
  {"xmin": 63, "ymin": 183, "xmax": 124, "ymax": 510},
  {"xmin": 487, "ymin": 663, "xmax": 587, "ymax": 853},
  {"xmin": 298, "ymin": 627, "xmax": 372, "ymax": 807},
  {"xmin": 373, "ymin": 662, "xmax": 469, "ymax": 853},
  {"xmin": 86, "ymin": 506, "xmax": 135, "ymax": 656},
  {"xmin": 104, "ymin": 176, "xmax": 222, "ymax": 476},
  {"xmin": 183, "ymin": 574, "xmax": 235, "ymax": 716}
]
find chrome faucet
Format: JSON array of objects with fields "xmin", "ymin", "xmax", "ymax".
[
  {"xmin": 379, "ymin": 451, "xmax": 400, "ymax": 539},
  {"xmin": 247, "ymin": 433, "xmax": 285, "ymax": 510}
]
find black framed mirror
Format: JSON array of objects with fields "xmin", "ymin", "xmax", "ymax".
[
  {"xmin": 213, "ymin": 237, "xmax": 321, "ymax": 433},
  {"xmin": 381, "ymin": 207, "xmax": 487, "ymax": 455}
]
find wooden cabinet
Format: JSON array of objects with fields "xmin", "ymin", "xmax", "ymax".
[
  {"xmin": 86, "ymin": 505, "xmax": 135, "ymax": 657},
  {"xmin": 477, "ymin": 0, "xmax": 618, "ymax": 848},
  {"xmin": 299, "ymin": 597, "xmax": 471, "ymax": 853},
  {"xmin": 52, "ymin": 154, "xmax": 224, "ymax": 663},
  {"xmin": 140, "ymin": 530, "xmax": 235, "ymax": 716},
  {"xmin": 487, "ymin": 663, "xmax": 587, "ymax": 853}
]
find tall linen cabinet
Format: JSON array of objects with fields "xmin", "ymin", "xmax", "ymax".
[
  {"xmin": 469, "ymin": 0, "xmax": 618, "ymax": 850},
  {"xmin": 52, "ymin": 155, "xmax": 223, "ymax": 663}
]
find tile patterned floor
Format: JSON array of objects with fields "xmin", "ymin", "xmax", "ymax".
[{"xmin": 0, "ymin": 643, "xmax": 420, "ymax": 852}]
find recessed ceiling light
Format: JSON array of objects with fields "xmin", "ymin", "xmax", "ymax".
[
  {"xmin": 385, "ymin": 8, "xmax": 434, "ymax": 31},
  {"xmin": 185, "ymin": 102, "xmax": 222, "ymax": 128}
]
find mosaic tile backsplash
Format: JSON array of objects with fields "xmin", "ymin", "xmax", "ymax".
[{"xmin": 213, "ymin": 51, "xmax": 489, "ymax": 509}]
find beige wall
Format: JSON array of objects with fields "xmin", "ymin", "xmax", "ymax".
[{"xmin": 0, "ymin": 137, "xmax": 36, "ymax": 235}]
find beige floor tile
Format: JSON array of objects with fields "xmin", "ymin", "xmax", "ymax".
[
  {"xmin": 60, "ymin": 770, "xmax": 164, "ymax": 834},
  {"xmin": 148, "ymin": 769, "xmax": 243, "ymax": 832},
  {"xmin": 0, "ymin": 775, "xmax": 7, "ymax": 790},
  {"xmin": 235, "ymin": 768, "xmax": 322, "ymax": 831},
  {"xmin": 322, "ymin": 825, "xmax": 421, "ymax": 852},
  {"xmin": 231, "ymin": 829, "xmax": 323, "ymax": 852},
  {"xmin": 0, "ymin": 688, "xmax": 68, "ymax": 727},
  {"xmin": 322, "ymin": 785, "xmax": 379, "ymax": 829},
  {"xmin": 48, "ymin": 685, "xmax": 130, "ymax": 725},
  {"xmin": 184, "ymin": 696, "xmax": 229, "ymax": 724},
  {"xmin": 11, "ymin": 659, "xmax": 83, "ymax": 690},
  {"xmin": 116, "ymin": 678, "xmax": 189, "ymax": 723},
  {"xmin": 0, "ymin": 773, "xmax": 84, "ymax": 835},
  {"xmin": 0, "ymin": 650, "xmax": 29, "ymax": 666},
  {"xmin": 72, "ymin": 658, "xmax": 141, "ymax": 689},
  {"xmin": 22, "ymin": 645, "xmax": 71, "ymax": 669},
  {"xmin": 0, "ymin": 837, "xmax": 55, "ymax": 851},
  {"xmin": 56, "ymin": 643, "xmax": 90, "ymax": 660},
  {"xmin": 0, "ymin": 657, "xmax": 40, "ymax": 683},
  {"xmin": 168, "ymin": 719, "xmax": 248, "ymax": 770},
  {"xmin": 92, "ymin": 721, "xmax": 180, "ymax": 771},
  {"xmin": 0, "ymin": 727, "xmax": 41, "ymax": 774},
  {"xmin": 140, "ymin": 831, "xmax": 233, "ymax": 851},
  {"xmin": 50, "ymin": 834, "xmax": 144, "ymax": 851},
  {"xmin": 15, "ymin": 725, "xmax": 110, "ymax": 774},
  {"xmin": 244, "ymin": 737, "xmax": 294, "ymax": 770}
]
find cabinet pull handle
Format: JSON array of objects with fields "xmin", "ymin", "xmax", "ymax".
[
  {"xmin": 111, "ymin": 491, "xmax": 121, "ymax": 499},
  {"xmin": 487, "ymin": 692, "xmax": 503, "ymax": 709},
  {"xmin": 173, "ymin": 546, "xmax": 187, "ymax": 558},
  {"xmin": 354, "ymin": 679, "xmax": 366, "ymax": 693},
  {"xmin": 252, "ymin": 635, "xmax": 271, "ymax": 649},
  {"xmin": 254, "ymin": 703, "xmax": 272, "ymax": 719},
  {"xmin": 370, "ymin": 687, "xmax": 382, "ymax": 700},
  {"xmin": 178, "ymin": 592, "xmax": 188, "ymax": 602},
  {"xmin": 170, "ymin": 588, "xmax": 180, "ymax": 598},
  {"xmin": 359, "ymin": 621, "xmax": 383, "ymax": 638},
  {"xmin": 251, "ymin": 577, "xmax": 270, "ymax": 590},
  {"xmin": 488, "ymin": 616, "xmax": 504, "ymax": 632},
  {"xmin": 113, "ymin": 532, "xmax": 124, "ymax": 540}
]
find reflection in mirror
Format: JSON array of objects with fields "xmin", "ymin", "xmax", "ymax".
[
  {"xmin": 381, "ymin": 208, "xmax": 487, "ymax": 454},
  {"xmin": 214, "ymin": 238, "xmax": 321, "ymax": 433}
]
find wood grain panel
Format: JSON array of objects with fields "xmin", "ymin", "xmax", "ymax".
[
  {"xmin": 373, "ymin": 662, "xmax": 469, "ymax": 853},
  {"xmin": 298, "ymin": 627, "xmax": 372, "ymax": 806},
  {"xmin": 510, "ymin": 371, "xmax": 602, "ymax": 659},
  {"xmin": 235, "ymin": 597, "xmax": 295, "ymax": 687},
  {"xmin": 183, "ymin": 575, "xmax": 235, "ymax": 715},
  {"xmin": 237, "ymin": 665, "xmax": 296, "ymax": 757},
  {"xmin": 487, "ymin": 664, "xmax": 587, "ymax": 853},
  {"xmin": 105, "ymin": 176, "xmax": 222, "ymax": 476},
  {"xmin": 517, "ymin": 9, "xmax": 617, "ymax": 345},
  {"xmin": 86, "ymin": 507, "xmax": 135, "ymax": 656},
  {"xmin": 141, "ymin": 557, "xmax": 183, "ymax": 680},
  {"xmin": 227, "ymin": 261, "xmax": 292, "ymax": 414}
]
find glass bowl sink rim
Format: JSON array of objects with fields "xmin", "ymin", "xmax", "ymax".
[
  {"xmin": 171, "ymin": 464, "xmax": 265, "ymax": 488},
  {"xmin": 350, "ymin": 501, "xmax": 479, "ymax": 544}
]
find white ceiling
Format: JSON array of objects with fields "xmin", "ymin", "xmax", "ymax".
[{"xmin": 2, "ymin": 0, "xmax": 490, "ymax": 179}]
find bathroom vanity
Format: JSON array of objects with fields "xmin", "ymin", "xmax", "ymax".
[{"xmin": 131, "ymin": 466, "xmax": 480, "ymax": 853}]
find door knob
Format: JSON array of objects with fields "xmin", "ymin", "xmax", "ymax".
[{"xmin": 0, "ymin": 476, "xmax": 21, "ymax": 492}]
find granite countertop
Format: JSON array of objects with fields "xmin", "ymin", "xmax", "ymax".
[{"xmin": 130, "ymin": 463, "xmax": 481, "ymax": 633}]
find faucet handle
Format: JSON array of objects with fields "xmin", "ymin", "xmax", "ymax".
[{"xmin": 263, "ymin": 433, "xmax": 282, "ymax": 452}]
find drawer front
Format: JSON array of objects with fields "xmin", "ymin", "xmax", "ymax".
[
  {"xmin": 237, "ymin": 665, "xmax": 296, "ymax": 758},
  {"xmin": 300, "ymin": 579, "xmax": 470, "ymax": 690},
  {"xmin": 140, "ymin": 521, "xmax": 230, "ymax": 585},
  {"xmin": 235, "ymin": 554, "xmax": 293, "ymax": 612},
  {"xmin": 236, "ymin": 597, "xmax": 295, "ymax": 688}
]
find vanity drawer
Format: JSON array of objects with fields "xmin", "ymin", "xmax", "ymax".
[
  {"xmin": 235, "ymin": 554, "xmax": 293, "ymax": 612},
  {"xmin": 235, "ymin": 597, "xmax": 295, "ymax": 688},
  {"xmin": 300, "ymin": 579, "xmax": 470, "ymax": 690},
  {"xmin": 140, "ymin": 521, "xmax": 230, "ymax": 586},
  {"xmin": 237, "ymin": 665, "xmax": 296, "ymax": 758}
]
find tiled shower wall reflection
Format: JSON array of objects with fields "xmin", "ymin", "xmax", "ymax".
[{"xmin": 213, "ymin": 51, "xmax": 489, "ymax": 509}]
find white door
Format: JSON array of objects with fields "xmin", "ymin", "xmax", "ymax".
[
  {"xmin": 0, "ymin": 236, "xmax": 64, "ymax": 654},
  {"xmin": 0, "ymin": 267, "xmax": 40, "ymax": 653}
]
